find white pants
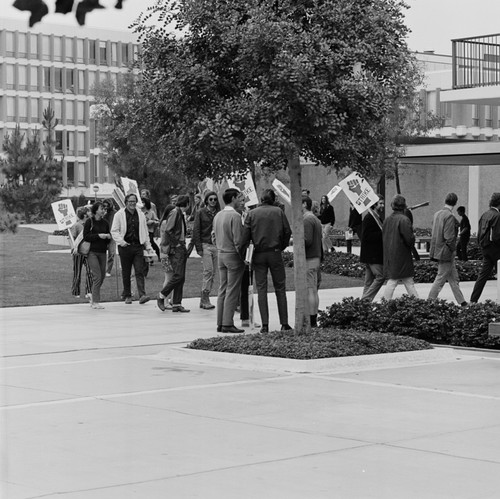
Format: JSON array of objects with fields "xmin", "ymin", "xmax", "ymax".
[{"xmin": 384, "ymin": 277, "xmax": 419, "ymax": 300}]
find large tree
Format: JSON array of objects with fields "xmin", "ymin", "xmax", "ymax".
[
  {"xmin": 0, "ymin": 107, "xmax": 62, "ymax": 222},
  {"xmin": 135, "ymin": 0, "xmax": 422, "ymax": 332}
]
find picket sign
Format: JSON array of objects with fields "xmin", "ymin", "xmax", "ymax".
[
  {"xmin": 326, "ymin": 185, "xmax": 343, "ymax": 203},
  {"xmin": 338, "ymin": 172, "xmax": 379, "ymax": 215},
  {"xmin": 51, "ymin": 200, "xmax": 77, "ymax": 230},
  {"xmin": 121, "ymin": 177, "xmax": 143, "ymax": 207},
  {"xmin": 272, "ymin": 179, "xmax": 291, "ymax": 205},
  {"xmin": 227, "ymin": 172, "xmax": 259, "ymax": 207}
]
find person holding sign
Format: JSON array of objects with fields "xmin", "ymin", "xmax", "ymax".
[
  {"xmin": 70, "ymin": 206, "xmax": 93, "ymax": 299},
  {"xmin": 318, "ymin": 195, "xmax": 335, "ymax": 253}
]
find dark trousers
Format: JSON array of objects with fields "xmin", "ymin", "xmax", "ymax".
[
  {"xmin": 118, "ymin": 243, "xmax": 146, "ymax": 298},
  {"xmin": 160, "ymin": 245, "xmax": 187, "ymax": 305},
  {"xmin": 457, "ymin": 235, "xmax": 470, "ymax": 261},
  {"xmin": 254, "ymin": 250, "xmax": 288, "ymax": 326},
  {"xmin": 149, "ymin": 232, "xmax": 160, "ymax": 260},
  {"xmin": 240, "ymin": 265, "xmax": 251, "ymax": 321},
  {"xmin": 470, "ymin": 250, "xmax": 499, "ymax": 303}
]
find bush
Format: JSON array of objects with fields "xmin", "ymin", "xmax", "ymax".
[
  {"xmin": 467, "ymin": 240, "xmax": 482, "ymax": 261},
  {"xmin": 318, "ymin": 297, "xmax": 500, "ymax": 349},
  {"xmin": 187, "ymin": 327, "xmax": 431, "ymax": 359}
]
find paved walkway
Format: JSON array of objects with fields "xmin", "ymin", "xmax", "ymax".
[{"xmin": 1, "ymin": 282, "xmax": 500, "ymax": 498}]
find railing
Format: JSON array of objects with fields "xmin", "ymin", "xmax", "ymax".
[{"xmin": 452, "ymin": 33, "xmax": 500, "ymax": 89}]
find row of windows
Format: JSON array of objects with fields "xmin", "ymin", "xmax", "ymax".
[
  {"xmin": 2, "ymin": 63, "xmax": 122, "ymax": 95},
  {"xmin": 439, "ymin": 102, "xmax": 499, "ymax": 128},
  {"xmin": 3, "ymin": 31, "xmax": 138, "ymax": 67},
  {"xmin": 66, "ymin": 158, "xmax": 109, "ymax": 187}
]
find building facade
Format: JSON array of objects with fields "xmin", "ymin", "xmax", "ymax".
[{"xmin": 0, "ymin": 19, "xmax": 138, "ymax": 198}]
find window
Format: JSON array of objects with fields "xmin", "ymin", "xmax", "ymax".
[
  {"xmin": 18, "ymin": 66, "xmax": 27, "ymax": 90},
  {"xmin": 30, "ymin": 34, "xmax": 39, "ymax": 58},
  {"xmin": 30, "ymin": 98, "xmax": 39, "ymax": 123},
  {"xmin": 99, "ymin": 41, "xmax": 108, "ymax": 65},
  {"xmin": 67, "ymin": 131, "xmax": 75, "ymax": 154},
  {"xmin": 42, "ymin": 35, "xmax": 51, "ymax": 60},
  {"xmin": 53, "ymin": 37, "xmax": 62, "ymax": 62},
  {"xmin": 76, "ymin": 39, "xmax": 84, "ymax": 63},
  {"xmin": 54, "ymin": 99, "xmax": 62, "ymax": 121},
  {"xmin": 65, "ymin": 38, "xmax": 73, "ymax": 62},
  {"xmin": 43, "ymin": 67, "xmax": 51, "ymax": 91},
  {"xmin": 78, "ymin": 162, "xmax": 86, "ymax": 186},
  {"xmin": 78, "ymin": 70, "xmax": 85, "ymax": 94},
  {"xmin": 66, "ymin": 69, "xmax": 75, "ymax": 93},
  {"xmin": 472, "ymin": 105, "xmax": 479, "ymax": 127},
  {"xmin": 18, "ymin": 33, "xmax": 27, "ymax": 58},
  {"xmin": 55, "ymin": 130, "xmax": 63, "ymax": 152},
  {"xmin": 5, "ymin": 32, "xmax": 15, "ymax": 57},
  {"xmin": 77, "ymin": 101, "xmax": 85, "ymax": 125},
  {"xmin": 66, "ymin": 101, "xmax": 74, "ymax": 124},
  {"xmin": 92, "ymin": 120, "xmax": 99, "ymax": 148},
  {"xmin": 89, "ymin": 40, "xmax": 96, "ymax": 64},
  {"xmin": 88, "ymin": 71, "xmax": 96, "ymax": 92},
  {"xmin": 42, "ymin": 99, "xmax": 52, "ymax": 117},
  {"xmin": 440, "ymin": 102, "xmax": 452, "ymax": 126},
  {"xmin": 19, "ymin": 98, "xmax": 28, "ymax": 122},
  {"xmin": 6, "ymin": 64, "xmax": 15, "ymax": 89},
  {"xmin": 7, "ymin": 97, "xmax": 16, "ymax": 121},
  {"xmin": 54, "ymin": 68, "xmax": 63, "ymax": 92},
  {"xmin": 78, "ymin": 132, "xmax": 86, "ymax": 156},
  {"xmin": 485, "ymin": 106, "xmax": 492, "ymax": 127},
  {"xmin": 67, "ymin": 161, "xmax": 75, "ymax": 186},
  {"xmin": 30, "ymin": 66, "xmax": 38, "ymax": 91},
  {"xmin": 111, "ymin": 43, "xmax": 118, "ymax": 66},
  {"xmin": 121, "ymin": 43, "xmax": 129, "ymax": 64}
]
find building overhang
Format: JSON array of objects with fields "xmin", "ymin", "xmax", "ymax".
[
  {"xmin": 400, "ymin": 140, "xmax": 500, "ymax": 165},
  {"xmin": 439, "ymin": 85, "xmax": 500, "ymax": 106}
]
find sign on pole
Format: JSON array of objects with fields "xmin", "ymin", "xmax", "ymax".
[
  {"xmin": 338, "ymin": 172, "xmax": 379, "ymax": 214},
  {"xmin": 121, "ymin": 177, "xmax": 143, "ymax": 207},
  {"xmin": 272, "ymin": 178, "xmax": 291, "ymax": 205},
  {"xmin": 327, "ymin": 185, "xmax": 342, "ymax": 203},
  {"xmin": 51, "ymin": 200, "xmax": 77, "ymax": 230},
  {"xmin": 227, "ymin": 171, "xmax": 259, "ymax": 207}
]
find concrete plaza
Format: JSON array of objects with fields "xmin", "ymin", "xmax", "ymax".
[{"xmin": 1, "ymin": 281, "xmax": 500, "ymax": 498}]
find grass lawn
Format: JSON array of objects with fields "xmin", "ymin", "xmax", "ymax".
[{"xmin": 0, "ymin": 227, "xmax": 364, "ymax": 307}]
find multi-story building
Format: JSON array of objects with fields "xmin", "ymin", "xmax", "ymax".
[{"xmin": 0, "ymin": 19, "xmax": 138, "ymax": 198}]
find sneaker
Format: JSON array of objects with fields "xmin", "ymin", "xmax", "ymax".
[
  {"xmin": 105, "ymin": 272, "xmax": 111, "ymax": 277},
  {"xmin": 91, "ymin": 303, "xmax": 105, "ymax": 309},
  {"xmin": 172, "ymin": 305, "xmax": 190, "ymax": 313},
  {"xmin": 85, "ymin": 293, "xmax": 92, "ymax": 301},
  {"xmin": 139, "ymin": 295, "xmax": 150, "ymax": 305},
  {"xmin": 125, "ymin": 297, "xmax": 133, "ymax": 304}
]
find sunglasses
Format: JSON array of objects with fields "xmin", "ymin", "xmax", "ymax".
[{"xmin": 208, "ymin": 197, "xmax": 217, "ymax": 201}]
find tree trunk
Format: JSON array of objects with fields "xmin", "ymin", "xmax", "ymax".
[{"xmin": 288, "ymin": 155, "xmax": 310, "ymax": 334}]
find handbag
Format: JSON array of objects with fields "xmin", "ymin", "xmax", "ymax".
[
  {"xmin": 78, "ymin": 240, "xmax": 91, "ymax": 256},
  {"xmin": 344, "ymin": 228, "xmax": 354, "ymax": 241},
  {"xmin": 71, "ymin": 220, "xmax": 92, "ymax": 256}
]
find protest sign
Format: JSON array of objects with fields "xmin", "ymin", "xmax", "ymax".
[
  {"xmin": 338, "ymin": 172, "xmax": 379, "ymax": 214},
  {"xmin": 51, "ymin": 200, "xmax": 77, "ymax": 229},
  {"xmin": 121, "ymin": 177, "xmax": 143, "ymax": 207},
  {"xmin": 271, "ymin": 179, "xmax": 291, "ymax": 205},
  {"xmin": 227, "ymin": 172, "xmax": 259, "ymax": 207},
  {"xmin": 327, "ymin": 185, "xmax": 342, "ymax": 203}
]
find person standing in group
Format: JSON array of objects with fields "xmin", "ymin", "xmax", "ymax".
[
  {"xmin": 347, "ymin": 203, "xmax": 362, "ymax": 254},
  {"xmin": 213, "ymin": 188, "xmax": 245, "ymax": 333},
  {"xmin": 427, "ymin": 193, "xmax": 467, "ymax": 306},
  {"xmin": 111, "ymin": 193, "xmax": 152, "ymax": 305},
  {"xmin": 83, "ymin": 202, "xmax": 112, "ymax": 309},
  {"xmin": 70, "ymin": 206, "xmax": 93, "ymax": 300},
  {"xmin": 360, "ymin": 197, "xmax": 385, "ymax": 302},
  {"xmin": 193, "ymin": 190, "xmax": 220, "ymax": 310},
  {"xmin": 318, "ymin": 195, "xmax": 335, "ymax": 254},
  {"xmin": 456, "ymin": 206, "xmax": 471, "ymax": 261},
  {"xmin": 470, "ymin": 193, "xmax": 500, "ymax": 303},
  {"xmin": 140, "ymin": 189, "xmax": 158, "ymax": 217},
  {"xmin": 303, "ymin": 195, "xmax": 323, "ymax": 327},
  {"xmin": 241, "ymin": 189, "xmax": 292, "ymax": 333},
  {"xmin": 142, "ymin": 198, "xmax": 161, "ymax": 262},
  {"xmin": 156, "ymin": 195, "xmax": 191, "ymax": 313},
  {"xmin": 102, "ymin": 199, "xmax": 116, "ymax": 277},
  {"xmin": 382, "ymin": 194, "xmax": 419, "ymax": 299}
]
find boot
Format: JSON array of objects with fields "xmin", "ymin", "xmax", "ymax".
[{"xmin": 200, "ymin": 290, "xmax": 215, "ymax": 310}]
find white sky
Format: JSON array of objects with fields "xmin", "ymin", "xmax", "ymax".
[{"xmin": 2, "ymin": 0, "xmax": 500, "ymax": 55}]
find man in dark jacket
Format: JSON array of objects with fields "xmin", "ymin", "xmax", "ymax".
[
  {"xmin": 470, "ymin": 192, "xmax": 500, "ymax": 303},
  {"xmin": 193, "ymin": 191, "xmax": 220, "ymax": 309},
  {"xmin": 456, "ymin": 206, "xmax": 471, "ymax": 261},
  {"xmin": 360, "ymin": 197, "xmax": 385, "ymax": 301},
  {"xmin": 241, "ymin": 189, "xmax": 292, "ymax": 333},
  {"xmin": 382, "ymin": 195, "xmax": 419, "ymax": 300},
  {"xmin": 427, "ymin": 193, "xmax": 466, "ymax": 306}
]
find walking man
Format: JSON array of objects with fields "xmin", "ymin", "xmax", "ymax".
[
  {"xmin": 360, "ymin": 196, "xmax": 385, "ymax": 301},
  {"xmin": 156, "ymin": 195, "xmax": 191, "ymax": 313},
  {"xmin": 456, "ymin": 206, "xmax": 471, "ymax": 261},
  {"xmin": 382, "ymin": 195, "xmax": 419, "ymax": 299},
  {"xmin": 427, "ymin": 193, "xmax": 467, "ymax": 306},
  {"xmin": 470, "ymin": 192, "xmax": 500, "ymax": 303},
  {"xmin": 193, "ymin": 190, "xmax": 220, "ymax": 310},
  {"xmin": 303, "ymin": 195, "xmax": 323, "ymax": 327},
  {"xmin": 111, "ymin": 193, "xmax": 152, "ymax": 304},
  {"xmin": 241, "ymin": 189, "xmax": 292, "ymax": 333},
  {"xmin": 213, "ymin": 188, "xmax": 245, "ymax": 333}
]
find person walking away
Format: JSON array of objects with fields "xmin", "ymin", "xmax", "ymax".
[
  {"xmin": 403, "ymin": 205, "xmax": 421, "ymax": 261},
  {"xmin": 318, "ymin": 195, "xmax": 335, "ymax": 254},
  {"xmin": 241, "ymin": 189, "xmax": 292, "ymax": 333},
  {"xmin": 102, "ymin": 199, "xmax": 116, "ymax": 277},
  {"xmin": 158, "ymin": 203, "xmax": 177, "ymax": 310},
  {"xmin": 470, "ymin": 193, "xmax": 500, "ymax": 303},
  {"xmin": 427, "ymin": 193, "xmax": 467, "ymax": 306},
  {"xmin": 456, "ymin": 206, "xmax": 471, "ymax": 261},
  {"xmin": 193, "ymin": 190, "xmax": 220, "ymax": 310},
  {"xmin": 360, "ymin": 197, "xmax": 385, "ymax": 301},
  {"xmin": 142, "ymin": 198, "xmax": 161, "ymax": 262},
  {"xmin": 347, "ymin": 204, "xmax": 362, "ymax": 254},
  {"xmin": 213, "ymin": 188, "xmax": 245, "ymax": 333},
  {"xmin": 70, "ymin": 206, "xmax": 93, "ymax": 299},
  {"xmin": 83, "ymin": 202, "xmax": 111, "ymax": 309},
  {"xmin": 156, "ymin": 195, "xmax": 191, "ymax": 313},
  {"xmin": 382, "ymin": 195, "xmax": 419, "ymax": 299},
  {"xmin": 111, "ymin": 193, "xmax": 152, "ymax": 305},
  {"xmin": 303, "ymin": 195, "xmax": 323, "ymax": 327}
]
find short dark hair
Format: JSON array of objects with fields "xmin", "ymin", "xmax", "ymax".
[
  {"xmin": 302, "ymin": 195, "xmax": 312, "ymax": 210},
  {"xmin": 91, "ymin": 201, "xmax": 103, "ymax": 215},
  {"xmin": 391, "ymin": 194, "xmax": 406, "ymax": 211},
  {"xmin": 457, "ymin": 206, "xmax": 466, "ymax": 214},
  {"xmin": 490, "ymin": 193, "xmax": 500, "ymax": 208},
  {"xmin": 222, "ymin": 188, "xmax": 240, "ymax": 205},
  {"xmin": 175, "ymin": 194, "xmax": 190, "ymax": 207},
  {"xmin": 445, "ymin": 193, "xmax": 458, "ymax": 206},
  {"xmin": 260, "ymin": 189, "xmax": 276, "ymax": 205},
  {"xmin": 76, "ymin": 206, "xmax": 88, "ymax": 220},
  {"xmin": 143, "ymin": 198, "xmax": 152, "ymax": 210},
  {"xmin": 125, "ymin": 193, "xmax": 138, "ymax": 203}
]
